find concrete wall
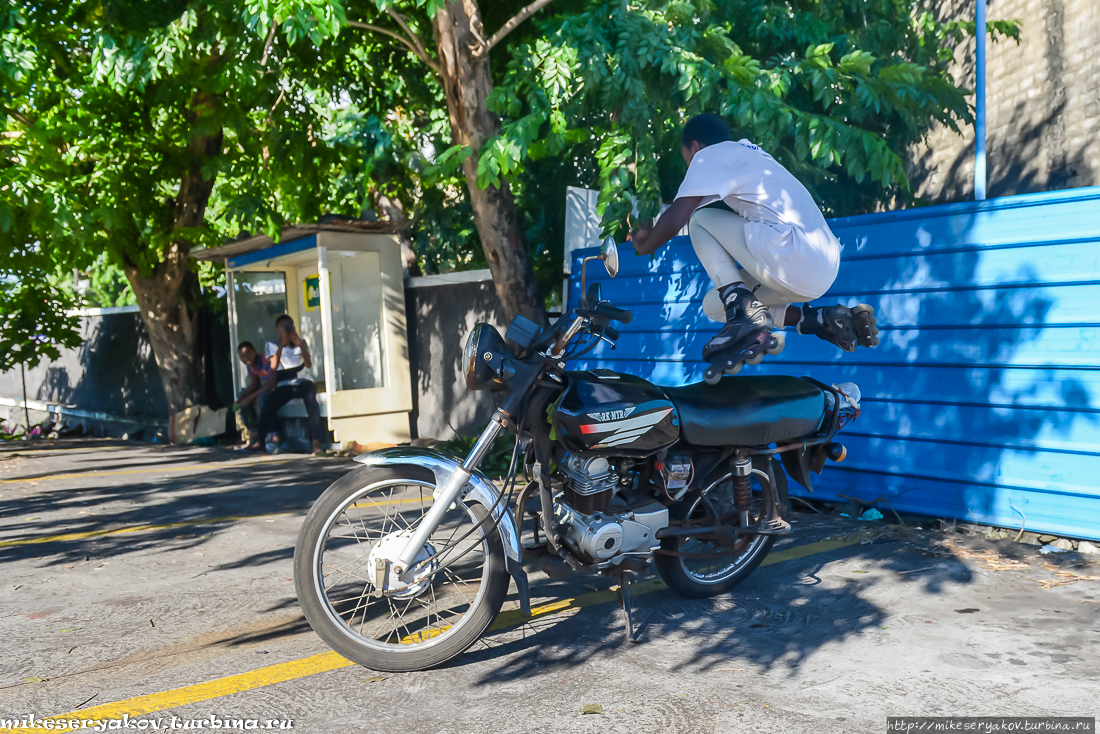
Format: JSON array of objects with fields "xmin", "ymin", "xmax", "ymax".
[
  {"xmin": 0, "ymin": 307, "xmax": 234, "ymax": 436},
  {"xmin": 0, "ymin": 308, "xmax": 166, "ymax": 431},
  {"xmin": 404, "ymin": 272, "xmax": 506, "ymax": 441},
  {"xmin": 910, "ymin": 0, "xmax": 1100, "ymax": 201}
]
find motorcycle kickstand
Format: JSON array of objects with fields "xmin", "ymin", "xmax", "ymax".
[{"xmin": 615, "ymin": 570, "xmax": 640, "ymax": 643}]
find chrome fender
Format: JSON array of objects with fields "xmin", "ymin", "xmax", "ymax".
[{"xmin": 353, "ymin": 446, "xmax": 530, "ymax": 614}]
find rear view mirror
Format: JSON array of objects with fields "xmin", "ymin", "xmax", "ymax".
[{"xmin": 601, "ymin": 236, "xmax": 619, "ymax": 278}]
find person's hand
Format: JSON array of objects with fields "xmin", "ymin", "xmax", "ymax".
[
  {"xmin": 629, "ymin": 217, "xmax": 654, "ymax": 255},
  {"xmin": 289, "ymin": 329, "xmax": 301, "ymax": 347}
]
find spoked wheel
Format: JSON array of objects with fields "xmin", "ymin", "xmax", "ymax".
[
  {"xmin": 293, "ymin": 466, "xmax": 509, "ymax": 672},
  {"xmin": 655, "ymin": 458, "xmax": 788, "ymax": 597}
]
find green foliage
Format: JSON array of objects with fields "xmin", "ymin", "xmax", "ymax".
[
  {"xmin": 435, "ymin": 431, "xmax": 517, "ymax": 480},
  {"xmin": 0, "ymin": 273, "xmax": 83, "ymax": 374},
  {"xmin": 0, "ymin": 0, "xmax": 1020, "ymax": 347},
  {"xmin": 486, "ymin": 0, "xmax": 1020, "ymax": 226}
]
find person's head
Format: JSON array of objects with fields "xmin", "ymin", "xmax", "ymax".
[
  {"xmin": 275, "ymin": 314, "xmax": 295, "ymax": 335},
  {"xmin": 237, "ymin": 341, "xmax": 257, "ymax": 365},
  {"xmin": 681, "ymin": 113, "xmax": 732, "ymax": 165}
]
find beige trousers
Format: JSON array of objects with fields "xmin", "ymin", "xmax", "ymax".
[{"xmin": 689, "ymin": 207, "xmax": 813, "ymax": 326}]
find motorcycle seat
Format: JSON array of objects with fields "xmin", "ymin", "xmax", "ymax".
[{"xmin": 663, "ymin": 376, "xmax": 826, "ymax": 447}]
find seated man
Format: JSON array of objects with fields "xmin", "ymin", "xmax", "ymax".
[
  {"xmin": 234, "ymin": 341, "xmax": 276, "ymax": 446},
  {"xmin": 630, "ymin": 114, "xmax": 879, "ymax": 380},
  {"xmin": 247, "ymin": 315, "xmax": 323, "ymax": 454}
]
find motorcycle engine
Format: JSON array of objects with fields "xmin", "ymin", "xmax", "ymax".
[
  {"xmin": 557, "ymin": 453, "xmax": 668, "ymax": 562},
  {"xmin": 560, "ymin": 454, "xmax": 617, "ymax": 514}
]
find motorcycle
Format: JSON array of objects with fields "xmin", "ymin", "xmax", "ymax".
[{"xmin": 293, "ymin": 237, "xmax": 862, "ymax": 672}]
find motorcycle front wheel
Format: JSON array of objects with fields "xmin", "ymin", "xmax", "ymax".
[
  {"xmin": 655, "ymin": 457, "xmax": 788, "ymax": 598},
  {"xmin": 293, "ymin": 465, "xmax": 509, "ymax": 672}
]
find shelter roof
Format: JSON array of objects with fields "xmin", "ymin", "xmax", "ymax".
[{"xmin": 190, "ymin": 220, "xmax": 400, "ymax": 263}]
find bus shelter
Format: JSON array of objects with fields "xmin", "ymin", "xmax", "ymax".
[{"xmin": 193, "ymin": 222, "xmax": 412, "ymax": 446}]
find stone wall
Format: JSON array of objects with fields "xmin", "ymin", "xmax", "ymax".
[{"xmin": 909, "ymin": 0, "xmax": 1100, "ymax": 202}]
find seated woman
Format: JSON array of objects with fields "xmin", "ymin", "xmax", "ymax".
[{"xmin": 247, "ymin": 315, "xmax": 323, "ymax": 455}]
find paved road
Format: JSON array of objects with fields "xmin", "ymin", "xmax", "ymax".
[{"xmin": 0, "ymin": 440, "xmax": 1097, "ymax": 733}]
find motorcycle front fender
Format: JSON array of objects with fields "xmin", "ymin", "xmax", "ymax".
[{"xmin": 353, "ymin": 446, "xmax": 530, "ymax": 614}]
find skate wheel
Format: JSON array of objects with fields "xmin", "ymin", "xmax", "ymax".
[
  {"xmin": 852, "ymin": 303, "xmax": 877, "ymax": 326},
  {"xmin": 724, "ymin": 362, "xmax": 743, "ymax": 376},
  {"xmin": 765, "ymin": 332, "xmax": 786, "ymax": 355},
  {"xmin": 704, "ymin": 369, "xmax": 722, "ymax": 385},
  {"xmin": 747, "ymin": 352, "xmax": 764, "ymax": 365}
]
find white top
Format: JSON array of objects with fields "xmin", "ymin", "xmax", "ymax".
[
  {"xmin": 675, "ymin": 140, "xmax": 841, "ymax": 299},
  {"xmin": 265, "ymin": 341, "xmax": 308, "ymax": 387}
]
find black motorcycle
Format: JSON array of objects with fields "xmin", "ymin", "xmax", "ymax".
[{"xmin": 293, "ymin": 238, "xmax": 861, "ymax": 672}]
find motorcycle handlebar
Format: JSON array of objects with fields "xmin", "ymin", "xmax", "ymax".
[{"xmin": 590, "ymin": 301, "xmax": 633, "ymax": 324}]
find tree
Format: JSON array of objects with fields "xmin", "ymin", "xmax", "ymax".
[
  {"xmin": 0, "ymin": 262, "xmax": 83, "ymax": 431},
  {"xmin": 1, "ymin": 1, "xmax": 355, "ymax": 413},
  {"xmin": 342, "ymin": 0, "xmax": 565, "ymax": 325},
  {"xmin": 483, "ymin": 0, "xmax": 1021, "ymax": 228}
]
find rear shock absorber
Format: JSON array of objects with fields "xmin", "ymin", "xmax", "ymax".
[{"xmin": 732, "ymin": 458, "xmax": 753, "ymax": 528}]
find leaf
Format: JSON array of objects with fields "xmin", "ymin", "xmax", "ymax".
[{"xmin": 581, "ymin": 704, "xmax": 603, "ymax": 715}]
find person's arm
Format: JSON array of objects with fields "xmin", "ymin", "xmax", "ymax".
[
  {"xmin": 630, "ymin": 196, "xmax": 704, "ymax": 256},
  {"xmin": 237, "ymin": 374, "xmax": 261, "ymax": 406},
  {"xmin": 294, "ymin": 336, "xmax": 313, "ymax": 369}
]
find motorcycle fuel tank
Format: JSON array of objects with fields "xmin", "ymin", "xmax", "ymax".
[{"xmin": 552, "ymin": 370, "xmax": 680, "ymax": 456}]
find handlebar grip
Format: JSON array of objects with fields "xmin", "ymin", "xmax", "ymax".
[
  {"xmin": 595, "ymin": 302, "xmax": 633, "ymax": 324},
  {"xmin": 603, "ymin": 325, "xmax": 620, "ymax": 341}
]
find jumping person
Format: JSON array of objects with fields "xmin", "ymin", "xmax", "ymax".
[
  {"xmin": 247, "ymin": 315, "xmax": 323, "ymax": 454},
  {"xmin": 629, "ymin": 114, "xmax": 878, "ymax": 382}
]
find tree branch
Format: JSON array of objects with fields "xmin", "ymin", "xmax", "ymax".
[
  {"xmin": 2, "ymin": 104, "xmax": 36, "ymax": 128},
  {"xmin": 485, "ymin": 0, "xmax": 556, "ymax": 52},
  {"xmin": 346, "ymin": 19, "xmax": 441, "ymax": 76},
  {"xmin": 384, "ymin": 9, "xmax": 434, "ymax": 66},
  {"xmin": 259, "ymin": 23, "xmax": 277, "ymax": 66}
]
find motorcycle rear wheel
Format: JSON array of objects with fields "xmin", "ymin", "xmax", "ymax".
[
  {"xmin": 655, "ymin": 458, "xmax": 788, "ymax": 598},
  {"xmin": 293, "ymin": 465, "xmax": 509, "ymax": 672}
]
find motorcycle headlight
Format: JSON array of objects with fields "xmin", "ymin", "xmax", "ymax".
[{"xmin": 464, "ymin": 323, "xmax": 509, "ymax": 391}]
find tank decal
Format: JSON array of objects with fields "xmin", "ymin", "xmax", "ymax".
[{"xmin": 580, "ymin": 401, "xmax": 675, "ymax": 448}]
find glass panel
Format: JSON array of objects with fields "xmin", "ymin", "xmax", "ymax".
[
  {"xmin": 295, "ymin": 267, "xmax": 326, "ymax": 392},
  {"xmin": 328, "ymin": 250, "xmax": 386, "ymax": 390},
  {"xmin": 234, "ymin": 272, "xmax": 287, "ymax": 386}
]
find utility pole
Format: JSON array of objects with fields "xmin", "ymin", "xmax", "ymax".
[{"xmin": 975, "ymin": 0, "xmax": 988, "ymax": 200}]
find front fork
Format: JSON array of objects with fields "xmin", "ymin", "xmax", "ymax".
[{"xmin": 390, "ymin": 411, "xmax": 508, "ymax": 575}]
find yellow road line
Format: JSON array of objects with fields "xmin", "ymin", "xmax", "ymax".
[
  {"xmin": 0, "ymin": 455, "xmax": 322, "ymax": 485},
  {"xmin": 2, "ymin": 652, "xmax": 354, "ymax": 733},
  {"xmin": 0, "ymin": 513, "xmax": 297, "ymax": 549},
  {"xmin": 0, "ymin": 444, "xmax": 133, "ymax": 456},
  {"xmin": 0, "ymin": 533, "xmax": 868, "ymax": 732},
  {"xmin": 0, "ymin": 498, "xmax": 426, "ymax": 549}
]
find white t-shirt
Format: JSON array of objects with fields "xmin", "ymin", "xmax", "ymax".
[
  {"xmin": 675, "ymin": 140, "xmax": 841, "ymax": 299},
  {"xmin": 265, "ymin": 341, "xmax": 308, "ymax": 387}
]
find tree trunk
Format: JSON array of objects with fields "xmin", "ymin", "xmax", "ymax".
[
  {"xmin": 432, "ymin": 0, "xmax": 545, "ymax": 325},
  {"xmin": 126, "ymin": 120, "xmax": 223, "ymax": 416}
]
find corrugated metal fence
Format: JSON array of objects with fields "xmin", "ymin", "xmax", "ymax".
[{"xmin": 568, "ymin": 186, "xmax": 1100, "ymax": 541}]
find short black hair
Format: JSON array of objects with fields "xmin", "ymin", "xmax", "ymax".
[
  {"xmin": 275, "ymin": 314, "xmax": 293, "ymax": 328},
  {"xmin": 682, "ymin": 114, "xmax": 732, "ymax": 149},
  {"xmin": 237, "ymin": 341, "xmax": 255, "ymax": 352}
]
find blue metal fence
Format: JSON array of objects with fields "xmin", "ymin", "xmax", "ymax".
[{"xmin": 568, "ymin": 186, "xmax": 1100, "ymax": 541}]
